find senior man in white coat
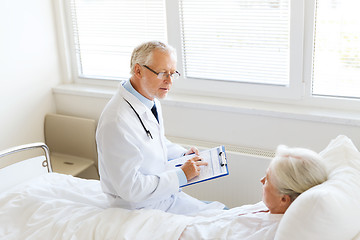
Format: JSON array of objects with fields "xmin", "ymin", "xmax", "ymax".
[{"xmin": 96, "ymin": 41, "xmax": 224, "ymax": 215}]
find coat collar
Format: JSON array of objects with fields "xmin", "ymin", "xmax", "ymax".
[
  {"xmin": 119, "ymin": 84, "xmax": 160, "ymax": 125},
  {"xmin": 123, "ymin": 80, "xmax": 154, "ymax": 110}
]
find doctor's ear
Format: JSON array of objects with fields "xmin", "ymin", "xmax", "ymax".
[{"xmin": 134, "ymin": 64, "xmax": 142, "ymax": 78}]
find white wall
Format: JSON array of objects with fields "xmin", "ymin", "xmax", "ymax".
[
  {"xmin": 161, "ymin": 100, "xmax": 360, "ymax": 153},
  {"xmin": 54, "ymin": 90, "xmax": 360, "ymax": 153},
  {"xmin": 0, "ymin": 0, "xmax": 62, "ymax": 150}
]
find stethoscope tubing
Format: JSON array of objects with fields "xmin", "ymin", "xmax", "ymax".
[{"xmin": 123, "ymin": 98, "xmax": 153, "ymax": 139}]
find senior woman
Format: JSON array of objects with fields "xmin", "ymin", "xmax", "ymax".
[
  {"xmin": 180, "ymin": 145, "xmax": 328, "ymax": 240},
  {"xmin": 260, "ymin": 144, "xmax": 328, "ymax": 215}
]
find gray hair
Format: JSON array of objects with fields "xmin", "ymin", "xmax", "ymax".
[
  {"xmin": 130, "ymin": 41, "xmax": 177, "ymax": 75},
  {"xmin": 269, "ymin": 145, "xmax": 328, "ymax": 202}
]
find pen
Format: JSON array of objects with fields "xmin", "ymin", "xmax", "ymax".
[{"xmin": 175, "ymin": 159, "xmax": 202, "ymax": 167}]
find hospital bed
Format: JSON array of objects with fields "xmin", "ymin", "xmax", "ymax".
[{"xmin": 1, "ymin": 136, "xmax": 360, "ymax": 240}]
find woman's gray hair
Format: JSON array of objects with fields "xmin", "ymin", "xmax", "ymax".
[
  {"xmin": 269, "ymin": 145, "xmax": 328, "ymax": 202},
  {"xmin": 130, "ymin": 41, "xmax": 177, "ymax": 75}
]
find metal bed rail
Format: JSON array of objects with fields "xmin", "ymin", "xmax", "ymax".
[{"xmin": 0, "ymin": 142, "xmax": 52, "ymax": 173}]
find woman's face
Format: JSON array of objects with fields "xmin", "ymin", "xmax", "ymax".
[{"xmin": 260, "ymin": 168, "xmax": 289, "ymax": 214}]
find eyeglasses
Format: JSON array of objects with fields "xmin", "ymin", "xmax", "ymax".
[{"xmin": 142, "ymin": 65, "xmax": 181, "ymax": 80}]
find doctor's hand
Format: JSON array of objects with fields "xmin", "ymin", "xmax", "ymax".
[
  {"xmin": 184, "ymin": 147, "xmax": 199, "ymax": 156},
  {"xmin": 181, "ymin": 156, "xmax": 208, "ymax": 181}
]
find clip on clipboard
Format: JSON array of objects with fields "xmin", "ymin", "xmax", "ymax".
[{"xmin": 219, "ymin": 151, "xmax": 227, "ymax": 167}]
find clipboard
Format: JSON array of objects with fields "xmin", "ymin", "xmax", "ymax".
[{"xmin": 167, "ymin": 146, "xmax": 229, "ymax": 187}]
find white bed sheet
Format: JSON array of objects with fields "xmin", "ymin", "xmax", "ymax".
[
  {"xmin": 0, "ymin": 173, "xmax": 278, "ymax": 240},
  {"xmin": 0, "ymin": 173, "xmax": 191, "ymax": 240}
]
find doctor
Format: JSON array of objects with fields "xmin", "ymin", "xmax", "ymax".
[{"xmin": 96, "ymin": 41, "xmax": 225, "ymax": 215}]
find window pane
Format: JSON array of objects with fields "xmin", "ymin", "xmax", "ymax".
[
  {"xmin": 70, "ymin": 0, "xmax": 167, "ymax": 80},
  {"xmin": 179, "ymin": 0, "xmax": 290, "ymax": 85},
  {"xmin": 312, "ymin": 0, "xmax": 360, "ymax": 99}
]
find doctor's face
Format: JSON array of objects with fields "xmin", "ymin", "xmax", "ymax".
[{"xmin": 137, "ymin": 49, "xmax": 177, "ymax": 100}]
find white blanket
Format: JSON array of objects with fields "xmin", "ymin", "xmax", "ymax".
[
  {"xmin": 0, "ymin": 173, "xmax": 191, "ymax": 240},
  {"xmin": 0, "ymin": 173, "xmax": 280, "ymax": 240},
  {"xmin": 181, "ymin": 202, "xmax": 282, "ymax": 240}
]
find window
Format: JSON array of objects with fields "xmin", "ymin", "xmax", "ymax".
[
  {"xmin": 179, "ymin": 0, "xmax": 290, "ymax": 85},
  {"xmin": 69, "ymin": 0, "xmax": 167, "ymax": 80},
  {"xmin": 62, "ymin": 0, "xmax": 360, "ymax": 104},
  {"xmin": 170, "ymin": 0, "xmax": 303, "ymax": 100},
  {"xmin": 66, "ymin": 0, "xmax": 302, "ymax": 99},
  {"xmin": 312, "ymin": 0, "xmax": 360, "ymax": 99}
]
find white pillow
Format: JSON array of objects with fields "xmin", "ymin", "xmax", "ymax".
[
  {"xmin": 275, "ymin": 135, "xmax": 360, "ymax": 240},
  {"xmin": 319, "ymin": 135, "xmax": 360, "ymax": 173}
]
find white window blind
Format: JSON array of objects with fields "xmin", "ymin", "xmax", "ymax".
[
  {"xmin": 179, "ymin": 0, "xmax": 290, "ymax": 85},
  {"xmin": 70, "ymin": 0, "xmax": 167, "ymax": 80},
  {"xmin": 312, "ymin": 0, "xmax": 360, "ymax": 99}
]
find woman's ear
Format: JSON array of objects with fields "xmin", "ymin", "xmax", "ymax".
[
  {"xmin": 281, "ymin": 194, "xmax": 292, "ymax": 211},
  {"xmin": 282, "ymin": 194, "xmax": 291, "ymax": 203}
]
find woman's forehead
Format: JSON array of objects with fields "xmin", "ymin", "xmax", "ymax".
[{"xmin": 266, "ymin": 168, "xmax": 276, "ymax": 183}]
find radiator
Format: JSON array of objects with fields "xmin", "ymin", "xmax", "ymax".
[{"xmin": 168, "ymin": 136, "xmax": 274, "ymax": 208}]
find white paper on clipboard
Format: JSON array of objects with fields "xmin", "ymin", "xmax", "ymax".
[{"xmin": 166, "ymin": 145, "xmax": 229, "ymax": 187}]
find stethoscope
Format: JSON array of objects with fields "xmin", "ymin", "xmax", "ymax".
[{"xmin": 123, "ymin": 98, "xmax": 153, "ymax": 139}]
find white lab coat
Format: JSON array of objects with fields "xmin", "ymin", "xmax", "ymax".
[{"xmin": 96, "ymin": 85, "xmax": 224, "ymax": 215}]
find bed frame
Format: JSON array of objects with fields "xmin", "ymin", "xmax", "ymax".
[
  {"xmin": 0, "ymin": 142, "xmax": 52, "ymax": 192},
  {"xmin": 0, "ymin": 142, "xmax": 52, "ymax": 171}
]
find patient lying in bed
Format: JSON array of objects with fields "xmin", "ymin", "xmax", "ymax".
[{"xmin": 180, "ymin": 145, "xmax": 328, "ymax": 240}]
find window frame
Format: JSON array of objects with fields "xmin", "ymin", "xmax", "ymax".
[
  {"xmin": 166, "ymin": 0, "xmax": 305, "ymax": 100},
  {"xmin": 300, "ymin": 0, "xmax": 360, "ymax": 111},
  {"xmin": 57, "ymin": 0, "xmax": 360, "ymax": 111}
]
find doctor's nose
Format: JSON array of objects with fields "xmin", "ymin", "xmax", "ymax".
[{"xmin": 164, "ymin": 74, "xmax": 173, "ymax": 83}]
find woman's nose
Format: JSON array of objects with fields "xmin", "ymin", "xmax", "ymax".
[{"xmin": 260, "ymin": 176, "xmax": 265, "ymax": 184}]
